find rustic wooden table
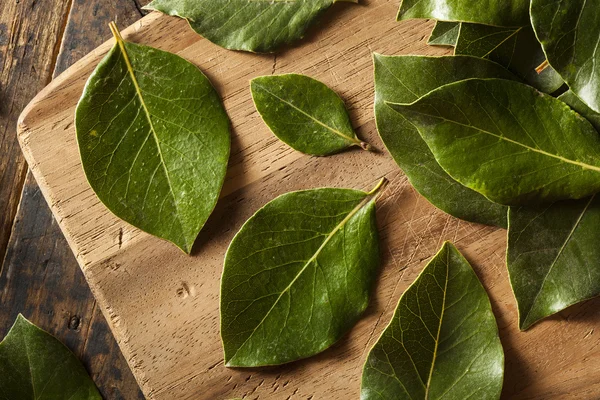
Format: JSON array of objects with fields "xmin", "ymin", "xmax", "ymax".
[{"xmin": 0, "ymin": 1, "xmax": 148, "ymax": 398}]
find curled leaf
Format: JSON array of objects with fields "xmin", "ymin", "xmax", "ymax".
[
  {"xmin": 531, "ymin": 0, "xmax": 600, "ymax": 113},
  {"xmin": 374, "ymin": 54, "xmax": 511, "ymax": 227},
  {"xmin": 388, "ymin": 78, "xmax": 600, "ymax": 205}
]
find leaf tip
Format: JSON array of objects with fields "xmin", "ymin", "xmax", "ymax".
[
  {"xmin": 15, "ymin": 314, "xmax": 31, "ymax": 326},
  {"xmin": 440, "ymin": 240, "xmax": 455, "ymax": 250},
  {"xmin": 518, "ymin": 318, "xmax": 534, "ymax": 332},
  {"xmin": 178, "ymin": 242, "xmax": 193, "ymax": 255}
]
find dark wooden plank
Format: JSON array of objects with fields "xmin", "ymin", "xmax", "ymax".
[
  {"xmin": 1, "ymin": 1, "xmax": 150, "ymax": 398},
  {"xmin": 0, "ymin": 0, "xmax": 73, "ymax": 275}
]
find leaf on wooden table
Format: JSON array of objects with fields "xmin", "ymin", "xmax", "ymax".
[
  {"xmin": 397, "ymin": 0, "xmax": 530, "ymax": 28},
  {"xmin": 143, "ymin": 0, "xmax": 357, "ymax": 53},
  {"xmin": 75, "ymin": 23, "xmax": 230, "ymax": 253},
  {"xmin": 221, "ymin": 179, "xmax": 387, "ymax": 367},
  {"xmin": 251, "ymin": 74, "xmax": 369, "ymax": 156},
  {"xmin": 0, "ymin": 315, "xmax": 102, "ymax": 400},
  {"xmin": 388, "ymin": 78, "xmax": 600, "ymax": 205},
  {"xmin": 361, "ymin": 242, "xmax": 504, "ymax": 400},
  {"xmin": 427, "ymin": 21, "xmax": 460, "ymax": 46},
  {"xmin": 559, "ymin": 90, "xmax": 600, "ymax": 132},
  {"xmin": 454, "ymin": 23, "xmax": 564, "ymax": 93},
  {"xmin": 531, "ymin": 0, "xmax": 600, "ymax": 112},
  {"xmin": 374, "ymin": 54, "xmax": 512, "ymax": 227},
  {"xmin": 508, "ymin": 195, "xmax": 600, "ymax": 330}
]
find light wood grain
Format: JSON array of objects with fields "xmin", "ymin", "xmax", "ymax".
[{"xmin": 17, "ymin": 2, "xmax": 600, "ymax": 399}]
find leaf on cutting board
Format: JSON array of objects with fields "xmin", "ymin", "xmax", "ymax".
[
  {"xmin": 221, "ymin": 179, "xmax": 387, "ymax": 367},
  {"xmin": 143, "ymin": 0, "xmax": 357, "ymax": 53},
  {"xmin": 251, "ymin": 74, "xmax": 369, "ymax": 156},
  {"xmin": 388, "ymin": 78, "xmax": 600, "ymax": 206},
  {"xmin": 361, "ymin": 242, "xmax": 504, "ymax": 400},
  {"xmin": 397, "ymin": 0, "xmax": 530, "ymax": 28},
  {"xmin": 508, "ymin": 195, "xmax": 600, "ymax": 330},
  {"xmin": 374, "ymin": 54, "xmax": 512, "ymax": 227},
  {"xmin": 0, "ymin": 315, "xmax": 102, "ymax": 400},
  {"xmin": 75, "ymin": 23, "xmax": 230, "ymax": 254},
  {"xmin": 559, "ymin": 90, "xmax": 600, "ymax": 132},
  {"xmin": 531, "ymin": 0, "xmax": 600, "ymax": 113},
  {"xmin": 427, "ymin": 21, "xmax": 460, "ymax": 46},
  {"xmin": 454, "ymin": 23, "xmax": 564, "ymax": 93}
]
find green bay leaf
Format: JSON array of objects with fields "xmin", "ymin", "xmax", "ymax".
[
  {"xmin": 143, "ymin": 0, "xmax": 356, "ymax": 53},
  {"xmin": 361, "ymin": 242, "xmax": 504, "ymax": 400},
  {"xmin": 559, "ymin": 90, "xmax": 600, "ymax": 132},
  {"xmin": 251, "ymin": 74, "xmax": 369, "ymax": 156},
  {"xmin": 397, "ymin": 0, "xmax": 530, "ymax": 27},
  {"xmin": 0, "ymin": 315, "xmax": 101, "ymax": 400},
  {"xmin": 508, "ymin": 195, "xmax": 600, "ymax": 330},
  {"xmin": 221, "ymin": 179, "xmax": 386, "ymax": 367},
  {"xmin": 374, "ymin": 54, "xmax": 511, "ymax": 227},
  {"xmin": 427, "ymin": 21, "xmax": 460, "ymax": 47},
  {"xmin": 531, "ymin": 0, "xmax": 600, "ymax": 113},
  {"xmin": 455, "ymin": 23, "xmax": 564, "ymax": 93},
  {"xmin": 75, "ymin": 24, "xmax": 230, "ymax": 253},
  {"xmin": 388, "ymin": 78, "xmax": 600, "ymax": 205}
]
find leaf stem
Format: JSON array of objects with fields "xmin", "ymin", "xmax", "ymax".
[
  {"xmin": 536, "ymin": 60, "xmax": 549, "ymax": 74},
  {"xmin": 367, "ymin": 177, "xmax": 389, "ymax": 199},
  {"xmin": 108, "ymin": 21, "xmax": 123, "ymax": 43}
]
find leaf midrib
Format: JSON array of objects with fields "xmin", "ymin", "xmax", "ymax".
[
  {"xmin": 458, "ymin": 26, "xmax": 522, "ymax": 59},
  {"xmin": 522, "ymin": 194, "xmax": 595, "ymax": 326},
  {"xmin": 111, "ymin": 26, "xmax": 188, "ymax": 246},
  {"xmin": 398, "ymin": 106, "xmax": 600, "ymax": 173},
  {"xmin": 253, "ymin": 81, "xmax": 361, "ymax": 146},
  {"xmin": 227, "ymin": 191, "xmax": 376, "ymax": 365},
  {"xmin": 424, "ymin": 249, "xmax": 450, "ymax": 399}
]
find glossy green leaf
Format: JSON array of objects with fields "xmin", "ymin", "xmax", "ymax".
[
  {"xmin": 221, "ymin": 179, "xmax": 386, "ymax": 367},
  {"xmin": 427, "ymin": 21, "xmax": 460, "ymax": 46},
  {"xmin": 374, "ymin": 54, "xmax": 511, "ymax": 227},
  {"xmin": 144, "ymin": 0, "xmax": 357, "ymax": 53},
  {"xmin": 397, "ymin": 0, "xmax": 529, "ymax": 27},
  {"xmin": 531, "ymin": 0, "xmax": 600, "ymax": 112},
  {"xmin": 75, "ymin": 24, "xmax": 230, "ymax": 253},
  {"xmin": 455, "ymin": 23, "xmax": 564, "ymax": 93},
  {"xmin": 389, "ymin": 78, "xmax": 600, "ymax": 205},
  {"xmin": 0, "ymin": 315, "xmax": 101, "ymax": 400},
  {"xmin": 251, "ymin": 74, "xmax": 369, "ymax": 156},
  {"xmin": 508, "ymin": 195, "xmax": 600, "ymax": 330},
  {"xmin": 559, "ymin": 90, "xmax": 600, "ymax": 132},
  {"xmin": 361, "ymin": 242, "xmax": 504, "ymax": 400}
]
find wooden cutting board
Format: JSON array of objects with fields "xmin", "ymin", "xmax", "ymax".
[{"xmin": 17, "ymin": 2, "xmax": 600, "ymax": 399}]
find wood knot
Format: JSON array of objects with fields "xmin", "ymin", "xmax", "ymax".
[
  {"xmin": 176, "ymin": 282, "xmax": 195, "ymax": 299},
  {"xmin": 68, "ymin": 315, "xmax": 81, "ymax": 330},
  {"xmin": 110, "ymin": 262, "xmax": 122, "ymax": 271}
]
